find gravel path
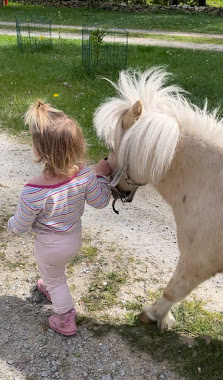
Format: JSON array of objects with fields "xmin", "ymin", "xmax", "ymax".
[
  {"xmin": 1, "ymin": 131, "xmax": 223, "ymax": 380},
  {"xmin": 0, "ymin": 21, "xmax": 222, "ymax": 51},
  {"xmin": 0, "ymin": 21, "xmax": 223, "ymax": 39}
]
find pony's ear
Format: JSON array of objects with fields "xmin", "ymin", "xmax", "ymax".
[
  {"xmin": 122, "ymin": 100, "xmax": 143, "ymax": 131},
  {"xmin": 132, "ymin": 100, "xmax": 143, "ymax": 121}
]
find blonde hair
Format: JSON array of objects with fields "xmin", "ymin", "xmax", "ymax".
[{"xmin": 24, "ymin": 100, "xmax": 86, "ymax": 177}]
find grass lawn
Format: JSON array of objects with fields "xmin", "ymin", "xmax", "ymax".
[
  {"xmin": 0, "ymin": 34, "xmax": 222, "ymax": 161},
  {"xmin": 0, "ymin": 3, "xmax": 223, "ymax": 34}
]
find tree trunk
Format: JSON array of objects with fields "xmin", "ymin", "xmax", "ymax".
[{"xmin": 0, "ymin": 0, "xmax": 4, "ymax": 8}]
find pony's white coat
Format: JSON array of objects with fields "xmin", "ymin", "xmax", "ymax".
[{"xmin": 94, "ymin": 67, "xmax": 223, "ymax": 330}]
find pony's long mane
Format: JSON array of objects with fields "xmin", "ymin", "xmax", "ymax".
[{"xmin": 94, "ymin": 67, "xmax": 223, "ymax": 184}]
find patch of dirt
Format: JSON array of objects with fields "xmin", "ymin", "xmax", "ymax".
[{"xmin": 1, "ymin": 132, "xmax": 222, "ymax": 380}]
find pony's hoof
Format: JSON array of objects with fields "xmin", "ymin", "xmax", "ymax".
[
  {"xmin": 138, "ymin": 306, "xmax": 157, "ymax": 325},
  {"xmin": 157, "ymin": 312, "xmax": 175, "ymax": 331},
  {"xmin": 138, "ymin": 307, "xmax": 175, "ymax": 331}
]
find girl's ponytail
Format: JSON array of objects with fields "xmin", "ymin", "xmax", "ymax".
[{"xmin": 24, "ymin": 100, "xmax": 57, "ymax": 134}]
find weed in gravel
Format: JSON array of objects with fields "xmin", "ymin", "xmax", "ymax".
[
  {"xmin": 0, "ymin": 214, "xmax": 12, "ymax": 232},
  {"xmin": 82, "ymin": 269, "xmax": 127, "ymax": 311},
  {"xmin": 124, "ymin": 299, "xmax": 144, "ymax": 311},
  {"xmin": 107, "ymin": 244, "xmax": 116, "ymax": 252},
  {"xmin": 6, "ymin": 259, "xmax": 28, "ymax": 270},
  {"xmin": 69, "ymin": 284, "xmax": 76, "ymax": 292},
  {"xmin": 147, "ymin": 288, "xmax": 164, "ymax": 303},
  {"xmin": 81, "ymin": 245, "xmax": 98, "ymax": 260},
  {"xmin": 67, "ymin": 244, "xmax": 99, "ymax": 275},
  {"xmin": 0, "ymin": 251, "xmax": 5, "ymax": 260}
]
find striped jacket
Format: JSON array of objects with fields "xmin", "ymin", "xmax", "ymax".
[{"xmin": 8, "ymin": 167, "xmax": 111, "ymax": 234}]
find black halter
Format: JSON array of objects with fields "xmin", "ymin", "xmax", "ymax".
[{"xmin": 109, "ymin": 165, "xmax": 145, "ymax": 214}]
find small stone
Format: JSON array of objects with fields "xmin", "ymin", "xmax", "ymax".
[
  {"xmin": 102, "ymin": 375, "xmax": 112, "ymax": 380},
  {"xmin": 100, "ymin": 344, "xmax": 108, "ymax": 352},
  {"xmin": 119, "ymin": 369, "xmax": 126, "ymax": 376},
  {"xmin": 7, "ymin": 359, "xmax": 14, "ymax": 365},
  {"xmin": 41, "ymin": 371, "xmax": 48, "ymax": 377}
]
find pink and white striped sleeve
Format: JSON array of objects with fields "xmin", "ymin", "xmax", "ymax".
[
  {"xmin": 86, "ymin": 173, "xmax": 111, "ymax": 209},
  {"xmin": 7, "ymin": 194, "xmax": 40, "ymax": 234}
]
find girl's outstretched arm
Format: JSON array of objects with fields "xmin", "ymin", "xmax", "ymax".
[{"xmin": 86, "ymin": 162, "xmax": 111, "ymax": 209}]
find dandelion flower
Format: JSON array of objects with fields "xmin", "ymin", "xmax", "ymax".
[{"xmin": 53, "ymin": 94, "xmax": 59, "ymax": 97}]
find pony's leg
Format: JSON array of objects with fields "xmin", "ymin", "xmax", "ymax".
[{"xmin": 139, "ymin": 255, "xmax": 213, "ymax": 330}]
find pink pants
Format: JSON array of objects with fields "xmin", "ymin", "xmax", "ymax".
[{"xmin": 34, "ymin": 228, "xmax": 82, "ymax": 314}]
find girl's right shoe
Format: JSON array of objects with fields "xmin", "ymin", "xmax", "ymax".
[
  {"xmin": 37, "ymin": 278, "xmax": 52, "ymax": 302},
  {"xmin": 49, "ymin": 309, "xmax": 77, "ymax": 336}
]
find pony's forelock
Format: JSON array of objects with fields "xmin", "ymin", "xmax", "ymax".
[
  {"xmin": 119, "ymin": 113, "xmax": 180, "ymax": 184},
  {"xmin": 93, "ymin": 98, "xmax": 130, "ymax": 150},
  {"xmin": 94, "ymin": 67, "xmax": 183, "ymax": 150}
]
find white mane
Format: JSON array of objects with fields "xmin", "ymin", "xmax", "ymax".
[{"xmin": 94, "ymin": 67, "xmax": 223, "ymax": 184}]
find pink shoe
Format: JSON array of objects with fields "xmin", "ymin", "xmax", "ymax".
[
  {"xmin": 49, "ymin": 309, "xmax": 77, "ymax": 336},
  {"xmin": 37, "ymin": 278, "xmax": 51, "ymax": 302}
]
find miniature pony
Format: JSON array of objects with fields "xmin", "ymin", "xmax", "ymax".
[{"xmin": 93, "ymin": 67, "xmax": 223, "ymax": 330}]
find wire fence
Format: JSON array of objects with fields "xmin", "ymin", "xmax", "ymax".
[
  {"xmin": 82, "ymin": 26, "xmax": 128, "ymax": 72},
  {"xmin": 14, "ymin": 15, "xmax": 128, "ymax": 72},
  {"xmin": 15, "ymin": 16, "xmax": 52, "ymax": 51}
]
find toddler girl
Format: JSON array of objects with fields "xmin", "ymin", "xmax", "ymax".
[{"xmin": 8, "ymin": 100, "xmax": 111, "ymax": 336}]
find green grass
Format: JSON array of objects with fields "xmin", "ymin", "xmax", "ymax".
[
  {"xmin": 120, "ymin": 299, "xmax": 223, "ymax": 380},
  {"xmin": 0, "ymin": 3, "xmax": 223, "ymax": 34}
]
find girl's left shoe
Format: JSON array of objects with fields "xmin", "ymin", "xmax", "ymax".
[
  {"xmin": 37, "ymin": 278, "xmax": 52, "ymax": 302},
  {"xmin": 49, "ymin": 309, "xmax": 77, "ymax": 336}
]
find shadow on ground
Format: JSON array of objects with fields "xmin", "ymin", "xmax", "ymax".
[{"xmin": 0, "ymin": 294, "xmax": 223, "ymax": 380}]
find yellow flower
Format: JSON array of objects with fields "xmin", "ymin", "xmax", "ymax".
[{"xmin": 53, "ymin": 94, "xmax": 59, "ymax": 97}]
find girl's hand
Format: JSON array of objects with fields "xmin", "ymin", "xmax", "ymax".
[{"xmin": 94, "ymin": 159, "xmax": 112, "ymax": 177}]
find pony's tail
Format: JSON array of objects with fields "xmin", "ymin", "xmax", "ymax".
[{"xmin": 24, "ymin": 100, "xmax": 60, "ymax": 134}]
